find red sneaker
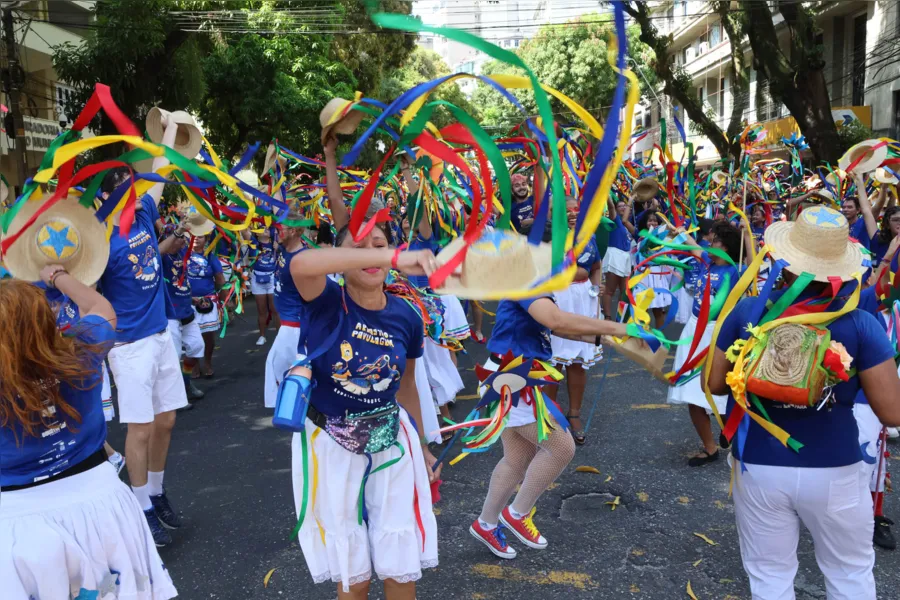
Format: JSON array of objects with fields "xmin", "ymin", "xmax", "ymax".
[
  {"xmin": 500, "ymin": 506, "xmax": 548, "ymax": 549},
  {"xmin": 469, "ymin": 519, "xmax": 517, "ymax": 559}
]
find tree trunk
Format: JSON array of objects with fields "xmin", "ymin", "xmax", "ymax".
[
  {"xmin": 622, "ymin": 1, "xmax": 740, "ymax": 162},
  {"xmin": 714, "ymin": 2, "xmax": 749, "ymax": 144}
]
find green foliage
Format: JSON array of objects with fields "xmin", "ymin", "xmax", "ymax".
[
  {"xmin": 836, "ymin": 120, "xmax": 875, "ymax": 154},
  {"xmin": 471, "ymin": 17, "xmax": 654, "ymax": 133}
]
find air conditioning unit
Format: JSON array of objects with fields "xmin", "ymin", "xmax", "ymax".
[
  {"xmin": 686, "ymin": 47, "xmax": 696, "ymax": 62},
  {"xmin": 699, "ymin": 42, "xmax": 709, "ymax": 55}
]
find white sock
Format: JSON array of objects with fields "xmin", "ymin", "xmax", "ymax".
[
  {"xmin": 132, "ymin": 484, "xmax": 153, "ymax": 511},
  {"xmin": 147, "ymin": 471, "xmax": 164, "ymax": 496},
  {"xmin": 509, "ymin": 507, "xmax": 528, "ymax": 520},
  {"xmin": 478, "ymin": 518, "xmax": 497, "ymax": 530}
]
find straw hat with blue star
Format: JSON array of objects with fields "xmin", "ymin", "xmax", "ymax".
[
  {"xmin": 764, "ymin": 205, "xmax": 865, "ymax": 283},
  {"xmin": 1, "ymin": 193, "xmax": 109, "ymax": 285}
]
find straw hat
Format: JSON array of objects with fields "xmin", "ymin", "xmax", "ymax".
[
  {"xmin": 810, "ymin": 188, "xmax": 836, "ymax": 203},
  {"xmin": 183, "ymin": 211, "xmax": 214, "ymax": 237},
  {"xmin": 320, "ymin": 97, "xmax": 365, "ymax": 144},
  {"xmin": 874, "ymin": 167, "xmax": 898, "ymax": 185},
  {"xmin": 711, "ymin": 170, "xmax": 729, "ymax": 185},
  {"xmin": 764, "ymin": 206, "xmax": 864, "ymax": 282},
  {"xmin": 262, "ymin": 143, "xmax": 288, "ymax": 179},
  {"xmin": 825, "ymin": 169, "xmax": 846, "ymax": 188},
  {"xmin": 146, "ymin": 107, "xmax": 203, "ymax": 159},
  {"xmin": 433, "ymin": 229, "xmax": 553, "ymax": 300},
  {"xmin": 1, "ymin": 194, "xmax": 109, "ymax": 285},
  {"xmin": 602, "ymin": 335, "xmax": 670, "ymax": 384},
  {"xmin": 633, "ymin": 177, "xmax": 659, "ymax": 202},
  {"xmin": 838, "ymin": 139, "xmax": 888, "ymax": 174}
]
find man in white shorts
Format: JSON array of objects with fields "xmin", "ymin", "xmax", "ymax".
[{"xmin": 98, "ymin": 118, "xmax": 187, "ymax": 548}]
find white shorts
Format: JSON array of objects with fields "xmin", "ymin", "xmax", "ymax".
[
  {"xmin": 251, "ymin": 271, "xmax": 276, "ymax": 295},
  {"xmin": 167, "ymin": 317, "xmax": 204, "ymax": 359},
  {"xmin": 264, "ymin": 324, "xmax": 301, "ymax": 408},
  {"xmin": 107, "ymin": 330, "xmax": 189, "ymax": 424},
  {"xmin": 854, "ymin": 402, "xmax": 887, "ymax": 493},
  {"xmin": 101, "ymin": 360, "xmax": 114, "ymax": 422},
  {"xmin": 291, "ymin": 408, "xmax": 438, "ymax": 591},
  {"xmin": 551, "ymin": 279, "xmax": 603, "ymax": 367},
  {"xmin": 667, "ymin": 314, "xmax": 727, "ymax": 414},
  {"xmin": 0, "ymin": 463, "xmax": 177, "ymax": 600},
  {"xmin": 733, "ymin": 461, "xmax": 874, "ymax": 599},
  {"xmin": 602, "ymin": 247, "xmax": 631, "ymax": 277},
  {"xmin": 194, "ymin": 302, "xmax": 220, "ymax": 334}
]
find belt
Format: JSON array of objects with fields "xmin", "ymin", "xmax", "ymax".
[
  {"xmin": 306, "ymin": 403, "xmax": 328, "ymax": 430},
  {"xmin": 1, "ymin": 447, "xmax": 108, "ymax": 492},
  {"xmin": 281, "ymin": 320, "xmax": 301, "ymax": 328}
]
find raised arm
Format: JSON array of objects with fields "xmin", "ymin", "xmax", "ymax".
[
  {"xmin": 527, "ymin": 297, "xmax": 628, "ymax": 341},
  {"xmin": 324, "ymin": 135, "xmax": 349, "ymax": 231},
  {"xmin": 401, "ymin": 155, "xmax": 432, "ymax": 240},
  {"xmin": 871, "ymin": 186, "xmax": 888, "ymax": 219},
  {"xmin": 146, "ymin": 117, "xmax": 180, "ymax": 208},
  {"xmin": 41, "ymin": 265, "xmax": 117, "ymax": 329},
  {"xmin": 855, "ymin": 172, "xmax": 879, "ymax": 240}
]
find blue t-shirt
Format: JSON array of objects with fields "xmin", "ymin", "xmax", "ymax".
[
  {"xmin": 848, "ymin": 217, "xmax": 869, "ymax": 249},
  {"xmin": 187, "ymin": 252, "xmax": 223, "ymax": 298},
  {"xmin": 300, "ymin": 278, "xmax": 425, "ymax": 417},
  {"xmin": 576, "ymin": 238, "xmax": 601, "ymax": 272},
  {"xmin": 867, "ymin": 231, "xmax": 897, "ymax": 268},
  {"xmin": 274, "ymin": 246, "xmax": 306, "ymax": 323},
  {"xmin": 692, "ymin": 262, "xmax": 739, "ymax": 317},
  {"xmin": 511, "ymin": 197, "xmax": 535, "ymax": 230},
  {"xmin": 487, "ymin": 297, "xmax": 553, "ymax": 361},
  {"xmin": 407, "ymin": 235, "xmax": 437, "ymax": 289},
  {"xmin": 854, "ymin": 286, "xmax": 890, "ymax": 406},
  {"xmin": 607, "ymin": 215, "xmax": 632, "ymax": 252},
  {"xmin": 162, "ymin": 248, "xmax": 194, "ymax": 320},
  {"xmin": 716, "ymin": 290, "xmax": 895, "ymax": 468},
  {"xmin": 37, "ymin": 283, "xmax": 81, "ymax": 330},
  {"xmin": 750, "ymin": 224, "xmax": 766, "ymax": 249},
  {"xmin": 252, "ymin": 239, "xmax": 277, "ymax": 274},
  {"xmin": 0, "ymin": 315, "xmax": 115, "ymax": 487},
  {"xmin": 99, "ymin": 198, "xmax": 167, "ymax": 343}
]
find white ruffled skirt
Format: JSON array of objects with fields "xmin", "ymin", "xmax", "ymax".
[
  {"xmin": 674, "ymin": 285, "xmax": 693, "ymax": 325},
  {"xmin": 666, "ymin": 314, "xmax": 728, "ymax": 414},
  {"xmin": 422, "ymin": 338, "xmax": 465, "ymax": 407},
  {"xmin": 439, "ymin": 295, "xmax": 470, "ymax": 340},
  {"xmin": 551, "ymin": 279, "xmax": 602, "ymax": 367},
  {"xmin": 602, "ymin": 247, "xmax": 631, "ymax": 277},
  {"xmin": 641, "ymin": 267, "xmax": 673, "ymax": 309},
  {"xmin": 291, "ymin": 408, "xmax": 438, "ymax": 591},
  {"xmin": 0, "ymin": 463, "xmax": 177, "ymax": 600}
]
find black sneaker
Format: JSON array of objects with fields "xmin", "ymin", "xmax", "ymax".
[
  {"xmin": 874, "ymin": 516, "xmax": 896, "ymax": 550},
  {"xmin": 144, "ymin": 508, "xmax": 172, "ymax": 547},
  {"xmin": 719, "ymin": 432, "xmax": 732, "ymax": 450},
  {"xmin": 151, "ymin": 491, "xmax": 182, "ymax": 529},
  {"xmin": 176, "ymin": 402, "xmax": 194, "ymax": 413},
  {"xmin": 186, "ymin": 382, "xmax": 205, "ymax": 400}
]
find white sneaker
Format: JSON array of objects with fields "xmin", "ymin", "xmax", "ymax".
[
  {"xmin": 255, "ymin": 336, "xmax": 266, "ymax": 346},
  {"xmin": 888, "ymin": 427, "xmax": 899, "ymax": 439},
  {"xmin": 108, "ymin": 452, "xmax": 126, "ymax": 476}
]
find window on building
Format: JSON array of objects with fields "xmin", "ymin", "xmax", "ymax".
[
  {"xmin": 682, "ymin": 46, "xmax": 690, "ymax": 64},
  {"xmin": 893, "ymin": 90, "xmax": 900, "ymax": 140},
  {"xmin": 698, "ymin": 87, "xmax": 704, "ymax": 104},
  {"xmin": 719, "ymin": 77, "xmax": 726, "ymax": 118},
  {"xmin": 852, "ymin": 13, "xmax": 867, "ymax": 106},
  {"xmin": 666, "ymin": 6, "xmax": 674, "ymax": 31},
  {"xmin": 711, "ymin": 22, "xmax": 722, "ymax": 45},
  {"xmin": 644, "ymin": 112, "xmax": 651, "ymax": 128}
]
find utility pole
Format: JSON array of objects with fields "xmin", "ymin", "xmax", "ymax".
[{"xmin": 2, "ymin": 4, "xmax": 28, "ymax": 190}]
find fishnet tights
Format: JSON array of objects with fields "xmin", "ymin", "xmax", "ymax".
[{"xmin": 479, "ymin": 422, "xmax": 576, "ymax": 524}]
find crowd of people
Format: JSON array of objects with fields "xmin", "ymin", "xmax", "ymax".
[{"xmin": 4, "ymin": 72, "xmax": 900, "ymax": 600}]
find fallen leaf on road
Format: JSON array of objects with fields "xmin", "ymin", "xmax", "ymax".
[
  {"xmin": 677, "ymin": 496, "xmax": 691, "ymax": 504},
  {"xmin": 719, "ymin": 579, "xmax": 734, "ymax": 584},
  {"xmin": 693, "ymin": 533, "xmax": 718, "ymax": 546},
  {"xmin": 604, "ymin": 475, "xmax": 612, "ymax": 483},
  {"xmin": 636, "ymin": 491, "xmax": 649, "ymax": 502},
  {"xmin": 263, "ymin": 568, "xmax": 277, "ymax": 588},
  {"xmin": 630, "ymin": 584, "xmax": 640, "ymax": 593},
  {"xmin": 456, "ymin": 393, "xmax": 480, "ymax": 400},
  {"xmin": 714, "ymin": 500, "xmax": 728, "ymax": 509},
  {"xmin": 631, "ymin": 549, "xmax": 645, "ymax": 556},
  {"xmin": 606, "ymin": 496, "xmax": 621, "ymax": 511},
  {"xmin": 692, "ymin": 559, "xmax": 702, "ymax": 567},
  {"xmin": 575, "ymin": 465, "xmax": 601, "ymax": 474},
  {"xmin": 686, "ymin": 581, "xmax": 699, "ymax": 600}
]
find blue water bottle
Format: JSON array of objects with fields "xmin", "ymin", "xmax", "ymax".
[{"xmin": 272, "ymin": 355, "xmax": 314, "ymax": 432}]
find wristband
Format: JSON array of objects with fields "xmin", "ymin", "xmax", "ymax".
[
  {"xmin": 48, "ymin": 268, "xmax": 68, "ymax": 289},
  {"xmin": 391, "ymin": 243, "xmax": 408, "ymax": 270},
  {"xmin": 420, "ymin": 434, "xmax": 428, "ymax": 446}
]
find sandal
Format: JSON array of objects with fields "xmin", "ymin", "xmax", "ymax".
[
  {"xmin": 567, "ymin": 414, "xmax": 586, "ymax": 445},
  {"xmin": 687, "ymin": 449, "xmax": 720, "ymax": 467},
  {"xmin": 471, "ymin": 330, "xmax": 486, "ymax": 344}
]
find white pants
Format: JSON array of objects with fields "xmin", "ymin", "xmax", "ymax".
[
  {"xmin": 854, "ymin": 403, "xmax": 887, "ymax": 493},
  {"xmin": 733, "ymin": 461, "xmax": 875, "ymax": 600},
  {"xmin": 167, "ymin": 317, "xmax": 204, "ymax": 359},
  {"xmin": 264, "ymin": 324, "xmax": 301, "ymax": 408},
  {"xmin": 414, "ymin": 357, "xmax": 442, "ymax": 444},
  {"xmin": 108, "ymin": 330, "xmax": 189, "ymax": 423}
]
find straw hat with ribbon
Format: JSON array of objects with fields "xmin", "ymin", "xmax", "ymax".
[
  {"xmin": 874, "ymin": 167, "xmax": 899, "ymax": 185},
  {"xmin": 633, "ymin": 177, "xmax": 659, "ymax": 202},
  {"xmin": 183, "ymin": 211, "xmax": 215, "ymax": 237},
  {"xmin": 603, "ymin": 335, "xmax": 670, "ymax": 384},
  {"xmin": 711, "ymin": 170, "xmax": 729, "ymax": 185},
  {"xmin": 764, "ymin": 205, "xmax": 864, "ymax": 283},
  {"xmin": 825, "ymin": 169, "xmax": 846, "ymax": 188},
  {"xmin": 433, "ymin": 229, "xmax": 552, "ymax": 300},
  {"xmin": 1, "ymin": 194, "xmax": 109, "ymax": 285},
  {"xmin": 146, "ymin": 107, "xmax": 203, "ymax": 159},
  {"xmin": 838, "ymin": 139, "xmax": 888, "ymax": 174},
  {"xmin": 320, "ymin": 95, "xmax": 366, "ymax": 144}
]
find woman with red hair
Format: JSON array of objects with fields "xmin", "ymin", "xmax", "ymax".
[{"xmin": 0, "ymin": 267, "xmax": 176, "ymax": 600}]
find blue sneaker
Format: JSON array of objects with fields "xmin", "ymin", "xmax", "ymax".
[
  {"xmin": 150, "ymin": 491, "xmax": 182, "ymax": 530},
  {"xmin": 144, "ymin": 508, "xmax": 172, "ymax": 547}
]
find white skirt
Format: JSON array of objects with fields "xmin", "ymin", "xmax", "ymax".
[
  {"xmin": 0, "ymin": 463, "xmax": 177, "ymax": 600},
  {"xmin": 602, "ymin": 247, "xmax": 631, "ymax": 277},
  {"xmin": 439, "ymin": 295, "xmax": 470, "ymax": 340},
  {"xmin": 641, "ymin": 268, "xmax": 673, "ymax": 309},
  {"xmin": 674, "ymin": 285, "xmax": 693, "ymax": 325},
  {"xmin": 194, "ymin": 302, "xmax": 220, "ymax": 333},
  {"xmin": 264, "ymin": 324, "xmax": 301, "ymax": 408},
  {"xmin": 291, "ymin": 408, "xmax": 438, "ymax": 591},
  {"xmin": 414, "ymin": 357, "xmax": 442, "ymax": 444},
  {"xmin": 666, "ymin": 314, "xmax": 727, "ymax": 414},
  {"xmin": 551, "ymin": 280, "xmax": 602, "ymax": 367},
  {"xmin": 422, "ymin": 338, "xmax": 465, "ymax": 407}
]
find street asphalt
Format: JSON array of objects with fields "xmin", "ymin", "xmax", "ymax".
[{"xmin": 106, "ymin": 304, "xmax": 900, "ymax": 599}]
